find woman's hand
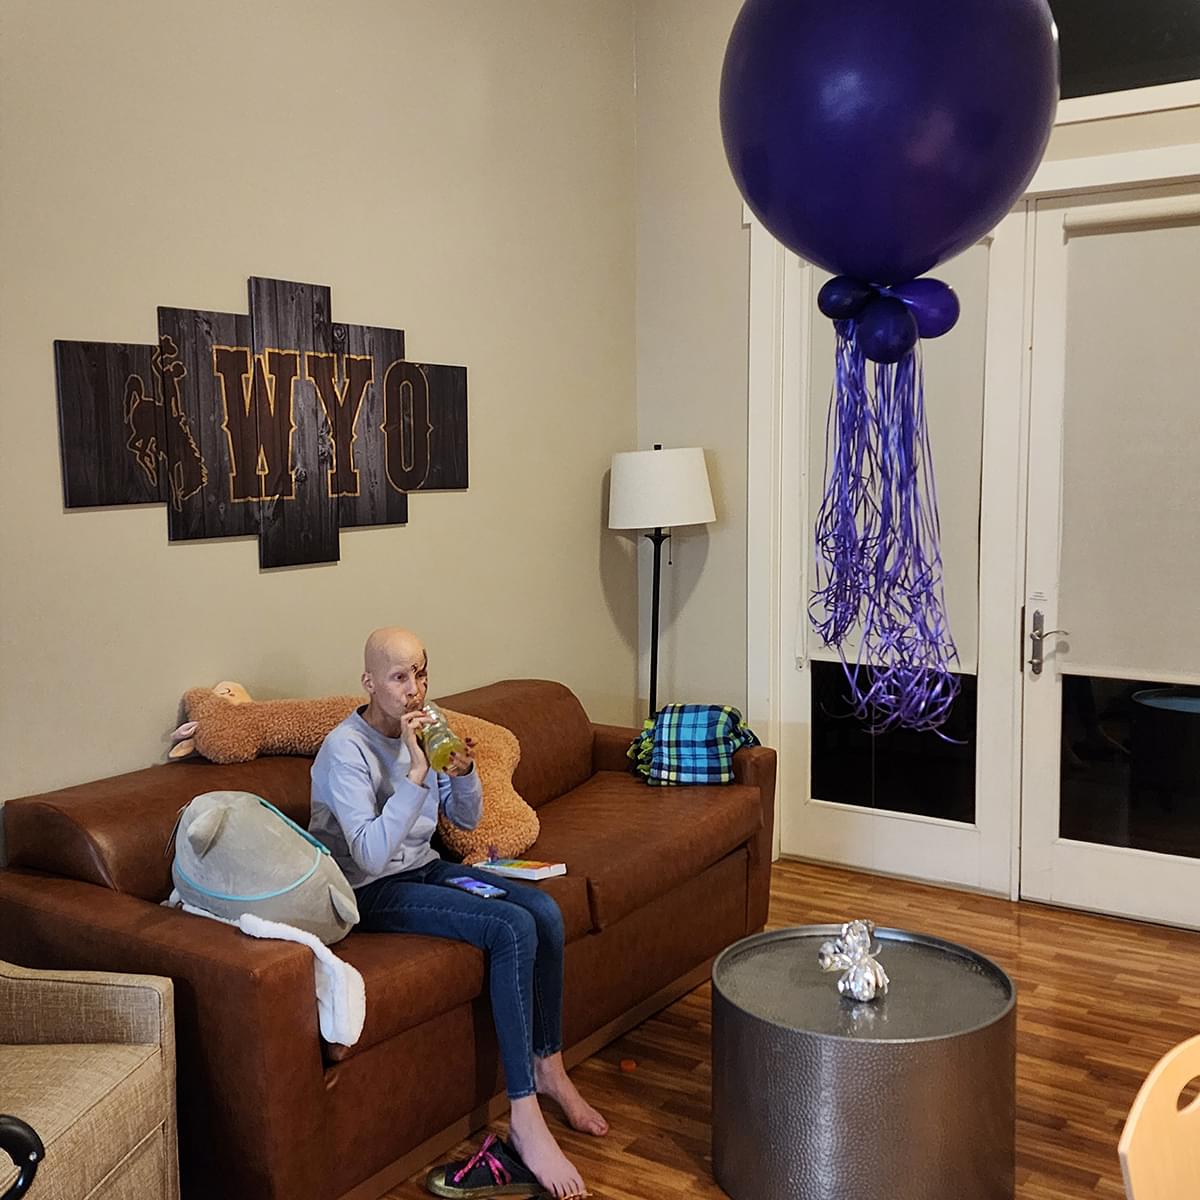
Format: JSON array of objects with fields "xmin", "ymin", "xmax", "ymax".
[
  {"xmin": 400, "ymin": 709, "xmax": 433, "ymax": 786},
  {"xmin": 445, "ymin": 736, "xmax": 476, "ymax": 778}
]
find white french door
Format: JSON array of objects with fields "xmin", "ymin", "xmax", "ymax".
[
  {"xmin": 749, "ymin": 144, "xmax": 1200, "ymax": 921},
  {"xmin": 1020, "ymin": 182, "xmax": 1200, "ymax": 928},
  {"xmin": 748, "ymin": 212, "xmax": 1028, "ymax": 895}
]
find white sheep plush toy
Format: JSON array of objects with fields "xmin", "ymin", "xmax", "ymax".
[{"xmin": 170, "ymin": 791, "xmax": 359, "ymax": 945}]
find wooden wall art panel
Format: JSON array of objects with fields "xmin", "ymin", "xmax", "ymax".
[
  {"xmin": 54, "ymin": 276, "xmax": 468, "ymax": 568},
  {"xmin": 55, "ymin": 341, "xmax": 166, "ymax": 508}
]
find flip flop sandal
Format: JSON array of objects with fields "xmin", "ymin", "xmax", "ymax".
[{"xmin": 425, "ymin": 1134, "xmax": 546, "ymax": 1198}]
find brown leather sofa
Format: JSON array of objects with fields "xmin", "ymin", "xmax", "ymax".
[{"xmin": 0, "ymin": 680, "xmax": 776, "ymax": 1200}]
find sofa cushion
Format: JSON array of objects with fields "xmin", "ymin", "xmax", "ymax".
[
  {"xmin": 325, "ymin": 934, "xmax": 483, "ymax": 1063},
  {"xmin": 528, "ymin": 872, "xmax": 593, "ymax": 944},
  {"xmin": 4, "ymin": 757, "xmax": 314, "ymax": 902},
  {"xmin": 436, "ymin": 680, "xmax": 594, "ymax": 810},
  {"xmin": 324, "ymin": 868, "xmax": 593, "ymax": 1064},
  {"xmin": 0, "ymin": 1042, "xmax": 169, "ymax": 1197},
  {"xmin": 527, "ymin": 771, "xmax": 763, "ymax": 930}
]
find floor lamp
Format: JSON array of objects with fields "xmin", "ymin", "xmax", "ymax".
[{"xmin": 608, "ymin": 445, "xmax": 716, "ymax": 720}]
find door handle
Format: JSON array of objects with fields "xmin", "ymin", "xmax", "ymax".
[{"xmin": 1028, "ymin": 608, "xmax": 1070, "ymax": 676}]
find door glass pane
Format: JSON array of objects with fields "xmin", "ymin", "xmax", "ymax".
[
  {"xmin": 812, "ymin": 661, "xmax": 977, "ymax": 822},
  {"xmin": 1049, "ymin": 0, "xmax": 1200, "ymax": 99},
  {"xmin": 1060, "ymin": 676, "xmax": 1200, "ymax": 859},
  {"xmin": 806, "ymin": 244, "xmax": 988, "ymax": 822},
  {"xmin": 1060, "ymin": 217, "xmax": 1200, "ymax": 682},
  {"xmin": 1056, "ymin": 201, "xmax": 1200, "ymax": 856}
]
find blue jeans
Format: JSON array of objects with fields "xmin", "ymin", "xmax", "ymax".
[{"xmin": 354, "ymin": 858, "xmax": 565, "ymax": 1099}]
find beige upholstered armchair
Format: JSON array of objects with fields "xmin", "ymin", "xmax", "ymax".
[{"xmin": 0, "ymin": 960, "xmax": 179, "ymax": 1200}]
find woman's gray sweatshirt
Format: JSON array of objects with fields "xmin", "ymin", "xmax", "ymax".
[{"xmin": 309, "ymin": 707, "xmax": 482, "ymax": 888}]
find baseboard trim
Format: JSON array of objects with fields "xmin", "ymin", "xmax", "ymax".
[{"xmin": 337, "ymin": 959, "xmax": 714, "ymax": 1200}]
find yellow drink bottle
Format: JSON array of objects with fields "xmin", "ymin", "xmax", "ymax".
[{"xmin": 419, "ymin": 702, "xmax": 466, "ymax": 773}]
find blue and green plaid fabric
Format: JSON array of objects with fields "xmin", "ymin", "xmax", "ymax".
[{"xmin": 627, "ymin": 704, "xmax": 760, "ymax": 786}]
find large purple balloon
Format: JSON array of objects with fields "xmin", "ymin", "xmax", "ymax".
[{"xmin": 720, "ymin": 0, "xmax": 1059, "ymax": 285}]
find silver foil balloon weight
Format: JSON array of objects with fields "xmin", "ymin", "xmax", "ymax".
[{"xmin": 818, "ymin": 919, "xmax": 890, "ymax": 1002}]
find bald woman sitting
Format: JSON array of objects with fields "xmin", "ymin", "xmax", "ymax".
[{"xmin": 309, "ymin": 628, "xmax": 606, "ymax": 1199}]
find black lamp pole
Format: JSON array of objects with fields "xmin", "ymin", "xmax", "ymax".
[
  {"xmin": 644, "ymin": 442, "xmax": 668, "ymax": 722},
  {"xmin": 645, "ymin": 524, "xmax": 669, "ymax": 722}
]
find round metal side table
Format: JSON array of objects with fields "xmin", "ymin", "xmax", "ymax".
[{"xmin": 712, "ymin": 925, "xmax": 1016, "ymax": 1200}]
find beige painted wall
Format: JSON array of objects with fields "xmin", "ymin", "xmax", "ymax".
[
  {"xmin": 0, "ymin": 0, "xmax": 640, "ymax": 826},
  {"xmin": 633, "ymin": 0, "xmax": 748, "ymax": 714}
]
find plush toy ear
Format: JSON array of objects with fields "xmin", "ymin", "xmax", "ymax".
[
  {"xmin": 213, "ymin": 680, "xmax": 253, "ymax": 705},
  {"xmin": 168, "ymin": 721, "xmax": 199, "ymax": 760},
  {"xmin": 186, "ymin": 805, "xmax": 229, "ymax": 857},
  {"xmin": 329, "ymin": 886, "xmax": 359, "ymax": 926}
]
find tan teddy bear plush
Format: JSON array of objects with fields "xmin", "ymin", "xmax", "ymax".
[
  {"xmin": 169, "ymin": 682, "xmax": 539, "ymax": 863},
  {"xmin": 170, "ymin": 681, "xmax": 358, "ymax": 762},
  {"xmin": 434, "ymin": 711, "xmax": 538, "ymax": 864}
]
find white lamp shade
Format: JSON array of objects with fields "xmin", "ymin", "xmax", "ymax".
[{"xmin": 608, "ymin": 447, "xmax": 716, "ymax": 530}]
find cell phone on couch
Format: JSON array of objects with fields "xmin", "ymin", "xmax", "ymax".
[{"xmin": 444, "ymin": 875, "xmax": 507, "ymax": 899}]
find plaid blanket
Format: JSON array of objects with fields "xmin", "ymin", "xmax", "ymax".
[{"xmin": 627, "ymin": 704, "xmax": 761, "ymax": 786}]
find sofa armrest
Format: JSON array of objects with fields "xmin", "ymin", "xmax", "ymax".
[
  {"xmin": 0, "ymin": 959, "xmax": 172, "ymax": 1050},
  {"xmin": 0, "ymin": 869, "xmax": 330, "ymax": 1200},
  {"xmin": 733, "ymin": 745, "xmax": 777, "ymax": 932},
  {"xmin": 592, "ymin": 723, "xmax": 639, "ymax": 773}
]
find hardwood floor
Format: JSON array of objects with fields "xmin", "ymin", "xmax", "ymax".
[{"xmin": 384, "ymin": 859, "xmax": 1200, "ymax": 1199}]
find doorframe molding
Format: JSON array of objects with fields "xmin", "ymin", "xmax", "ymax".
[
  {"xmin": 1028, "ymin": 142, "xmax": 1200, "ymax": 198},
  {"xmin": 1056, "ymin": 79, "xmax": 1200, "ymax": 126},
  {"xmin": 744, "ymin": 204, "xmax": 808, "ymax": 864},
  {"xmin": 744, "ymin": 139, "xmax": 1200, "ymax": 891}
]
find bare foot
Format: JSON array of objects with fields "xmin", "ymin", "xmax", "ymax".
[
  {"xmin": 508, "ymin": 1096, "xmax": 586, "ymax": 1198},
  {"xmin": 535, "ymin": 1053, "xmax": 609, "ymax": 1136}
]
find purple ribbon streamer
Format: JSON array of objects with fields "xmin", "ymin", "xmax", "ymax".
[{"xmin": 809, "ymin": 322, "xmax": 960, "ymax": 732}]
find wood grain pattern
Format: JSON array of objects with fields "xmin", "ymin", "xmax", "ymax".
[
  {"xmin": 54, "ymin": 340, "xmax": 162, "ymax": 507},
  {"xmin": 158, "ymin": 307, "xmax": 257, "ymax": 542},
  {"xmin": 1118, "ymin": 1033, "xmax": 1200, "ymax": 1199},
  {"xmin": 335, "ymin": 321, "xmax": 409, "ymax": 529},
  {"xmin": 420, "ymin": 363, "xmax": 468, "ymax": 490},
  {"xmin": 380, "ymin": 860, "xmax": 1200, "ymax": 1200},
  {"xmin": 58, "ymin": 278, "xmax": 468, "ymax": 567},
  {"xmin": 249, "ymin": 277, "xmax": 339, "ymax": 568}
]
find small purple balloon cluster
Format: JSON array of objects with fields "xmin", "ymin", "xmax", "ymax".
[{"xmin": 817, "ymin": 276, "xmax": 960, "ymax": 365}]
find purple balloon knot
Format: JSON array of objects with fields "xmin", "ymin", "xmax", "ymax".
[{"xmin": 819, "ymin": 275, "xmax": 961, "ymax": 364}]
